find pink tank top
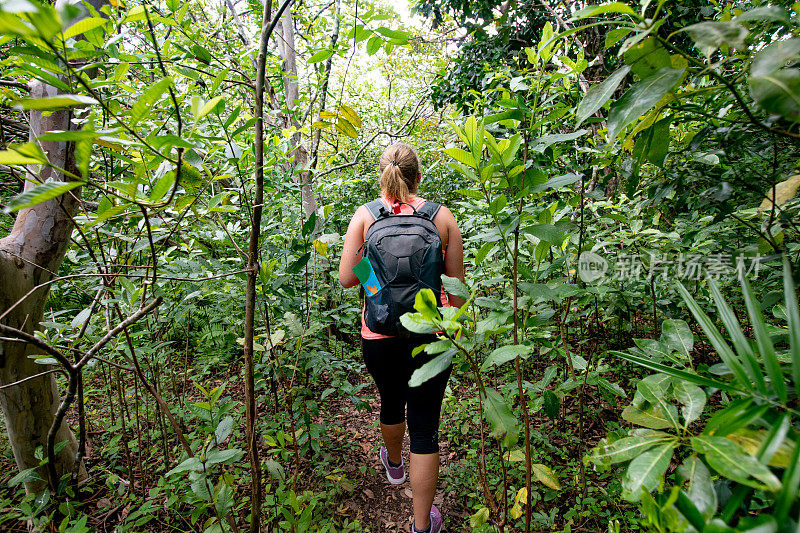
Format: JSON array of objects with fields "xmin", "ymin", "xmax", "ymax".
[{"xmin": 360, "ymin": 196, "xmax": 449, "ymax": 340}]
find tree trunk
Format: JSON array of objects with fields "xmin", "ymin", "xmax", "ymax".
[
  {"xmin": 278, "ymin": 5, "xmax": 317, "ymax": 222},
  {"xmin": 0, "ymin": 80, "xmax": 84, "ymax": 494},
  {"xmin": 0, "ymin": 0, "xmax": 107, "ymax": 493}
]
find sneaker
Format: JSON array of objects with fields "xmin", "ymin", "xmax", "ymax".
[
  {"xmin": 413, "ymin": 505, "xmax": 443, "ymax": 533},
  {"xmin": 379, "ymin": 446, "xmax": 405, "ymax": 485}
]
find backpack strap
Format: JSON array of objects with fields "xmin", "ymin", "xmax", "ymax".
[
  {"xmin": 364, "ymin": 199, "xmax": 391, "ymax": 220},
  {"xmin": 416, "ymin": 201, "xmax": 441, "ymax": 220}
]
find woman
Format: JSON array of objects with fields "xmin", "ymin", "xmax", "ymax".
[{"xmin": 338, "ymin": 143, "xmax": 464, "ymax": 533}]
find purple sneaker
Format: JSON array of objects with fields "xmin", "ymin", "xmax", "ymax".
[
  {"xmin": 379, "ymin": 446, "xmax": 405, "ymax": 485},
  {"xmin": 414, "ymin": 505, "xmax": 443, "ymax": 533}
]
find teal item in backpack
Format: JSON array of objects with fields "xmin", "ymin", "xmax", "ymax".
[{"xmin": 362, "ymin": 199, "xmax": 444, "ymax": 337}]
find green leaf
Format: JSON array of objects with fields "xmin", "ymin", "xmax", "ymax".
[
  {"xmin": 130, "ymin": 77, "xmax": 172, "ymax": 127},
  {"xmin": 481, "ymin": 387, "xmax": 518, "ymax": 447},
  {"xmin": 590, "ymin": 431, "xmax": 674, "ymax": 465},
  {"xmin": 623, "ymin": 37, "xmax": 672, "ymax": 78},
  {"xmin": 443, "ymin": 147, "xmax": 476, "ymax": 168},
  {"xmin": 750, "ymin": 38, "xmax": 800, "ymax": 79},
  {"xmin": 197, "ymin": 95, "xmax": 224, "ymax": 120},
  {"xmin": 399, "ymin": 312, "xmax": 438, "ymax": 334},
  {"xmin": 482, "ymin": 344, "xmax": 532, "ymax": 370},
  {"xmin": 606, "ymin": 67, "xmax": 684, "ymax": 142},
  {"xmin": 441, "ymin": 274, "xmax": 469, "ymax": 300},
  {"xmin": 166, "ymin": 457, "xmax": 203, "ymax": 476},
  {"xmin": 413, "ymin": 288, "xmax": 440, "ymax": 321},
  {"xmin": 622, "ymin": 403, "xmax": 674, "ymax": 430},
  {"xmin": 774, "ymin": 431, "xmax": 800, "ymax": 522},
  {"xmin": 215, "ymin": 416, "xmax": 233, "ymax": 443},
  {"xmin": 739, "ymin": 273, "xmax": 787, "ymax": 403},
  {"xmin": 612, "ymin": 350, "xmax": 740, "ymax": 392},
  {"xmin": 335, "ymin": 118, "xmax": 358, "ymax": 139},
  {"xmin": 308, "ymin": 49, "xmax": 334, "ymax": 63},
  {"xmin": 661, "ymin": 319, "xmax": 693, "ymax": 359},
  {"xmin": 782, "ymin": 256, "xmax": 800, "ymax": 396},
  {"xmin": 674, "ymin": 283, "xmax": 753, "ymax": 392},
  {"xmin": 673, "ymin": 380, "xmax": 705, "ymax": 425},
  {"xmin": 531, "ymin": 463, "xmax": 561, "ymax": 490},
  {"xmin": 339, "ymin": 104, "xmax": 361, "ymax": 128},
  {"xmin": 215, "ymin": 482, "xmax": 234, "ymax": 515},
  {"xmin": 3, "ymin": 179, "xmax": 83, "ymax": 214},
  {"xmin": 523, "ymin": 224, "xmax": 565, "ymax": 245},
  {"xmin": 149, "ymin": 171, "xmax": 176, "ymax": 202},
  {"xmin": 749, "ymin": 71, "xmax": 800, "ymax": 123},
  {"xmin": 677, "ymin": 456, "xmax": 717, "ymax": 519},
  {"xmin": 571, "ymin": 2, "xmax": 637, "ymax": 21},
  {"xmin": 8, "ymin": 467, "xmax": 43, "ymax": 486},
  {"xmin": 543, "ymin": 389, "xmax": 559, "ymax": 420},
  {"xmin": 409, "ymin": 350, "xmax": 454, "ymax": 387},
  {"xmin": 706, "ymin": 278, "xmax": 766, "ymax": 394},
  {"xmin": 62, "ymin": 16, "xmax": 106, "ymax": 39},
  {"xmin": 14, "ymin": 94, "xmax": 97, "ymax": 110},
  {"xmin": 531, "ymin": 130, "xmax": 587, "ymax": 153},
  {"xmin": 576, "ymin": 65, "xmax": 629, "ymax": 126},
  {"xmin": 374, "ymin": 26, "xmax": 408, "ymax": 41},
  {"xmin": 205, "ymin": 448, "xmax": 244, "ymax": 466},
  {"xmin": 692, "ymin": 436, "xmax": 781, "ymax": 491},
  {"xmin": 530, "ymin": 173, "xmax": 580, "ymax": 193},
  {"xmin": 683, "ymin": 20, "xmax": 748, "ymax": 57},
  {"xmin": 637, "ymin": 375, "xmax": 681, "ymax": 429},
  {"xmin": 622, "ymin": 442, "xmax": 676, "ymax": 501},
  {"xmin": 0, "ymin": 142, "xmax": 47, "ymax": 165},
  {"xmin": 366, "ymin": 35, "xmax": 381, "ymax": 55}
]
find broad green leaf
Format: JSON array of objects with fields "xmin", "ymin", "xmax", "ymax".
[
  {"xmin": 215, "ymin": 416, "xmax": 234, "ymax": 443},
  {"xmin": 576, "ymin": 65, "xmax": 630, "ymax": 126},
  {"xmin": 677, "ymin": 456, "xmax": 717, "ymax": 519},
  {"xmin": 622, "ymin": 442, "xmax": 676, "ymax": 501},
  {"xmin": 441, "ymin": 274, "xmax": 469, "ymax": 300},
  {"xmin": 149, "ymin": 171, "xmax": 175, "ymax": 202},
  {"xmin": 482, "ymin": 344, "xmax": 532, "ymax": 370},
  {"xmin": 683, "ymin": 20, "xmax": 748, "ymax": 57},
  {"xmin": 3, "ymin": 179, "xmax": 83, "ymax": 213},
  {"xmin": 413, "ymin": 288, "xmax": 440, "ymax": 321},
  {"xmin": 215, "ymin": 482, "xmax": 234, "ymax": 515},
  {"xmin": 661, "ymin": 319, "xmax": 693, "ymax": 359},
  {"xmin": 481, "ymin": 387, "xmax": 518, "ymax": 447},
  {"xmin": 197, "ymin": 95, "xmax": 224, "ymax": 120},
  {"xmin": 637, "ymin": 375, "xmax": 681, "ymax": 429},
  {"xmin": 366, "ymin": 35, "xmax": 381, "ymax": 55},
  {"xmin": 399, "ymin": 312, "xmax": 438, "ymax": 334},
  {"xmin": 739, "ymin": 273, "xmax": 787, "ymax": 403},
  {"xmin": 70, "ymin": 307, "xmax": 91, "ymax": 328},
  {"xmin": 611, "ymin": 350, "xmax": 740, "ymax": 392},
  {"xmin": 590, "ymin": 431, "xmax": 674, "ymax": 464},
  {"xmin": 443, "ymin": 147, "xmax": 476, "ymax": 168},
  {"xmin": 726, "ymin": 426, "xmax": 795, "ymax": 469},
  {"xmin": 530, "ymin": 173, "xmax": 580, "ymax": 193},
  {"xmin": 307, "ymin": 49, "xmax": 333, "ymax": 63},
  {"xmin": 409, "ymin": 350, "xmax": 454, "ymax": 387},
  {"xmin": 622, "ymin": 403, "xmax": 675, "ymax": 430},
  {"xmin": 750, "ymin": 38, "xmax": 800, "ymax": 79},
  {"xmin": 130, "ymin": 77, "xmax": 172, "ymax": 127},
  {"xmin": 374, "ymin": 26, "xmax": 408, "ymax": 41},
  {"xmin": 606, "ymin": 67, "xmax": 684, "ymax": 142},
  {"xmin": 14, "ymin": 94, "xmax": 97, "ymax": 110},
  {"xmin": 692, "ymin": 436, "xmax": 781, "ymax": 491},
  {"xmin": 166, "ymin": 457, "xmax": 203, "ymax": 476},
  {"xmin": 62, "ymin": 16, "xmax": 106, "ymax": 39},
  {"xmin": 531, "ymin": 130, "xmax": 587, "ymax": 153},
  {"xmin": 524, "ymin": 224, "xmax": 565, "ymax": 245},
  {"xmin": 335, "ymin": 118, "xmax": 358, "ymax": 139},
  {"xmin": 749, "ymin": 71, "xmax": 800, "ymax": 123},
  {"xmin": 0, "ymin": 142, "xmax": 47, "ymax": 165},
  {"xmin": 531, "ymin": 463, "xmax": 561, "ymax": 490},
  {"xmin": 571, "ymin": 2, "xmax": 637, "ymax": 21},
  {"xmin": 339, "ymin": 104, "xmax": 361, "ymax": 128},
  {"xmin": 673, "ymin": 380, "xmax": 705, "ymax": 425},
  {"xmin": 624, "ymin": 37, "xmax": 671, "ymax": 78},
  {"xmin": 205, "ymin": 448, "xmax": 244, "ymax": 466},
  {"xmin": 736, "ymin": 6, "xmax": 790, "ymax": 23}
]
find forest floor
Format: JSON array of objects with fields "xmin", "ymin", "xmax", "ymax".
[{"xmin": 320, "ymin": 392, "xmax": 472, "ymax": 532}]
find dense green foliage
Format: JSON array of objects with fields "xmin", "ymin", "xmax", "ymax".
[{"xmin": 0, "ymin": 0, "xmax": 799, "ymax": 531}]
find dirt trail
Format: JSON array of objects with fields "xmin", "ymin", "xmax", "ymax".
[{"xmin": 324, "ymin": 393, "xmax": 471, "ymax": 532}]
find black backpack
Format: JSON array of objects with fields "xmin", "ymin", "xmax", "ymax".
[{"xmin": 362, "ymin": 199, "xmax": 444, "ymax": 336}]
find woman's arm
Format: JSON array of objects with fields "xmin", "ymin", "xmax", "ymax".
[
  {"xmin": 338, "ymin": 206, "xmax": 369, "ymax": 288},
  {"xmin": 440, "ymin": 206, "xmax": 466, "ymax": 308}
]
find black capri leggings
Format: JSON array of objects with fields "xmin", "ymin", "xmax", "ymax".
[{"xmin": 362, "ymin": 335, "xmax": 452, "ymax": 455}]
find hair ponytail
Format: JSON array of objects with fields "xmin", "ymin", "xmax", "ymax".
[{"xmin": 378, "ymin": 143, "xmax": 420, "ymax": 203}]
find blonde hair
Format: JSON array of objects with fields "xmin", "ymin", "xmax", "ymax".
[{"xmin": 379, "ymin": 143, "xmax": 420, "ymax": 202}]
